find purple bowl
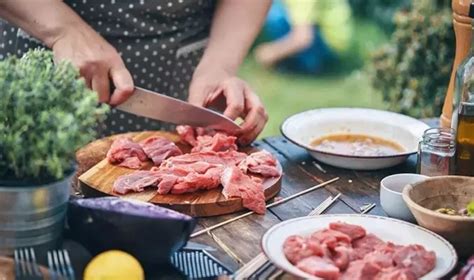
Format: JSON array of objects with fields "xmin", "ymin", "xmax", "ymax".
[{"xmin": 67, "ymin": 197, "xmax": 196, "ymax": 264}]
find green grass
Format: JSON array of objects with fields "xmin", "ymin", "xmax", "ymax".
[{"xmin": 239, "ymin": 18, "xmax": 390, "ymax": 138}]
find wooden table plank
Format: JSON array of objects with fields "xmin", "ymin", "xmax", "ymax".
[
  {"xmin": 263, "ymin": 137, "xmax": 409, "ymax": 216},
  {"xmin": 254, "ymin": 141, "xmax": 355, "ymax": 220}
]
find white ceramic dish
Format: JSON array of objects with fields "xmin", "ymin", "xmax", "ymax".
[
  {"xmin": 380, "ymin": 173, "xmax": 428, "ymax": 222},
  {"xmin": 262, "ymin": 214, "xmax": 457, "ymax": 280},
  {"xmin": 280, "ymin": 108, "xmax": 429, "ymax": 170}
]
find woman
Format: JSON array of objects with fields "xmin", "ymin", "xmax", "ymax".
[{"xmin": 0, "ymin": 0, "xmax": 270, "ymax": 145}]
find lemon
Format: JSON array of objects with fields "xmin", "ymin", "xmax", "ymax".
[{"xmin": 83, "ymin": 250, "xmax": 144, "ymax": 280}]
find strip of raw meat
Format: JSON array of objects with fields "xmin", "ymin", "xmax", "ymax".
[
  {"xmin": 107, "ymin": 137, "xmax": 148, "ymax": 169},
  {"xmin": 341, "ymin": 260, "xmax": 381, "ymax": 280},
  {"xmin": 140, "ymin": 136, "xmax": 182, "ymax": 165},
  {"xmin": 296, "ymin": 256, "xmax": 340, "ymax": 280},
  {"xmin": 329, "ymin": 221, "xmax": 366, "ymax": 241},
  {"xmin": 162, "ymin": 150, "xmax": 247, "ymax": 167},
  {"xmin": 113, "ymin": 170, "xmax": 161, "ymax": 194},
  {"xmin": 238, "ymin": 150, "xmax": 281, "ymax": 177},
  {"xmin": 170, "ymin": 166, "xmax": 223, "ymax": 194},
  {"xmin": 156, "ymin": 175, "xmax": 178, "ymax": 195},
  {"xmin": 192, "ymin": 133, "xmax": 238, "ymax": 153},
  {"xmin": 392, "ymin": 244, "xmax": 436, "ymax": 278},
  {"xmin": 375, "ymin": 268, "xmax": 416, "ymax": 280},
  {"xmin": 220, "ymin": 166, "xmax": 266, "ymax": 214},
  {"xmin": 352, "ymin": 233, "xmax": 386, "ymax": 259}
]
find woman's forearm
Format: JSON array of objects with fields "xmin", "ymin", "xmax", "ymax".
[
  {"xmin": 0, "ymin": 0, "xmax": 91, "ymax": 47},
  {"xmin": 196, "ymin": 0, "xmax": 271, "ymax": 75}
]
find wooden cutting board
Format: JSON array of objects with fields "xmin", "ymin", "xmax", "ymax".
[{"xmin": 77, "ymin": 131, "xmax": 282, "ymax": 217}]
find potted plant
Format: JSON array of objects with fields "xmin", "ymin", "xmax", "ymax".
[{"xmin": 0, "ymin": 49, "xmax": 108, "ymax": 254}]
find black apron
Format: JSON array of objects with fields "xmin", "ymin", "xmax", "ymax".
[{"xmin": 0, "ymin": 0, "xmax": 216, "ymax": 136}]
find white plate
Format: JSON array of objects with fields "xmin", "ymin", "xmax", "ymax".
[
  {"xmin": 280, "ymin": 108, "xmax": 429, "ymax": 170},
  {"xmin": 262, "ymin": 214, "xmax": 457, "ymax": 280}
]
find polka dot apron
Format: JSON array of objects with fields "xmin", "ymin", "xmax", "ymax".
[{"xmin": 0, "ymin": 0, "xmax": 216, "ymax": 137}]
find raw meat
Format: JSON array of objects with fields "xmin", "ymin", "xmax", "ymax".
[
  {"xmin": 283, "ymin": 222, "xmax": 437, "ymax": 279},
  {"xmin": 310, "ymin": 229, "xmax": 351, "ymax": 250},
  {"xmin": 176, "ymin": 125, "xmax": 218, "ymax": 147},
  {"xmin": 238, "ymin": 150, "xmax": 281, "ymax": 177},
  {"xmin": 113, "ymin": 170, "xmax": 161, "ymax": 194},
  {"xmin": 162, "ymin": 150, "xmax": 247, "ymax": 167},
  {"xmin": 107, "ymin": 137, "xmax": 148, "ymax": 169},
  {"xmin": 329, "ymin": 222, "xmax": 366, "ymax": 241},
  {"xmin": 341, "ymin": 260, "xmax": 381, "ymax": 280},
  {"xmin": 192, "ymin": 133, "xmax": 238, "ymax": 153},
  {"xmin": 352, "ymin": 233, "xmax": 386, "ymax": 259},
  {"xmin": 283, "ymin": 235, "xmax": 315, "ymax": 264},
  {"xmin": 140, "ymin": 136, "xmax": 182, "ymax": 165},
  {"xmin": 220, "ymin": 166, "xmax": 266, "ymax": 214},
  {"xmin": 375, "ymin": 268, "xmax": 416, "ymax": 280},
  {"xmin": 393, "ymin": 244, "xmax": 436, "ymax": 278},
  {"xmin": 297, "ymin": 256, "xmax": 340, "ymax": 280},
  {"xmin": 111, "ymin": 127, "xmax": 281, "ymax": 213},
  {"xmin": 176, "ymin": 125, "xmax": 198, "ymax": 146}
]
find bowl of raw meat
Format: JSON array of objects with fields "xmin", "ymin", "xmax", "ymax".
[
  {"xmin": 67, "ymin": 197, "xmax": 196, "ymax": 264},
  {"xmin": 261, "ymin": 214, "xmax": 457, "ymax": 279},
  {"xmin": 403, "ymin": 176, "xmax": 474, "ymax": 257}
]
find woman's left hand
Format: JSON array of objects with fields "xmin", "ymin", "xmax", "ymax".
[{"xmin": 188, "ymin": 68, "xmax": 268, "ymax": 145}]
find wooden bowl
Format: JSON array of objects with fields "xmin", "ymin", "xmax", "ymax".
[{"xmin": 402, "ymin": 176, "xmax": 474, "ymax": 257}]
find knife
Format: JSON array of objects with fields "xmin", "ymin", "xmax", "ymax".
[{"xmin": 116, "ymin": 87, "xmax": 241, "ymax": 133}]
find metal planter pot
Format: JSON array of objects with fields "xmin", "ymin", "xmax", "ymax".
[{"xmin": 0, "ymin": 173, "xmax": 72, "ymax": 255}]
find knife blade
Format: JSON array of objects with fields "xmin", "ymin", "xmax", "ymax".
[{"xmin": 116, "ymin": 87, "xmax": 241, "ymax": 133}]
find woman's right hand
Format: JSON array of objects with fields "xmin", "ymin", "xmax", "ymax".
[{"xmin": 51, "ymin": 26, "xmax": 134, "ymax": 106}]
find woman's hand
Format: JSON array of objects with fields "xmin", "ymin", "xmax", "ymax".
[
  {"xmin": 51, "ymin": 26, "xmax": 134, "ymax": 106},
  {"xmin": 188, "ymin": 67, "xmax": 268, "ymax": 145}
]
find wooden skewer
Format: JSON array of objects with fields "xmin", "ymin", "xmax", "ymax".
[{"xmin": 190, "ymin": 177, "xmax": 340, "ymax": 238}]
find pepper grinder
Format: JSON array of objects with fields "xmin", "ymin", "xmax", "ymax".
[{"xmin": 441, "ymin": 0, "xmax": 474, "ymax": 127}]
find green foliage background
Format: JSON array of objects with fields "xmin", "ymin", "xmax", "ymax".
[
  {"xmin": 0, "ymin": 49, "xmax": 108, "ymax": 182},
  {"xmin": 369, "ymin": 0, "xmax": 455, "ymax": 118}
]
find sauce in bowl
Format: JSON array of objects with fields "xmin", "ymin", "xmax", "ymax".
[{"xmin": 310, "ymin": 133, "xmax": 405, "ymax": 157}]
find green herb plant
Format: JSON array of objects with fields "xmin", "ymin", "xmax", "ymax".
[
  {"xmin": 369, "ymin": 0, "xmax": 454, "ymax": 118},
  {"xmin": 467, "ymin": 201, "xmax": 474, "ymax": 217},
  {"xmin": 0, "ymin": 49, "xmax": 108, "ymax": 183}
]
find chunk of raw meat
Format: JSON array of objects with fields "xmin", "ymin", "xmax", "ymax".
[
  {"xmin": 329, "ymin": 221, "xmax": 366, "ymax": 241},
  {"xmin": 375, "ymin": 268, "xmax": 416, "ymax": 280},
  {"xmin": 392, "ymin": 244, "xmax": 436, "ymax": 278},
  {"xmin": 156, "ymin": 175, "xmax": 178, "ymax": 195},
  {"xmin": 107, "ymin": 137, "xmax": 148, "ymax": 169},
  {"xmin": 363, "ymin": 250, "xmax": 394, "ymax": 269},
  {"xmin": 310, "ymin": 229, "xmax": 351, "ymax": 250},
  {"xmin": 176, "ymin": 125, "xmax": 219, "ymax": 147},
  {"xmin": 333, "ymin": 245, "xmax": 356, "ymax": 271},
  {"xmin": 176, "ymin": 125, "xmax": 198, "ymax": 146},
  {"xmin": 283, "ymin": 235, "xmax": 315, "ymax": 264},
  {"xmin": 238, "ymin": 150, "xmax": 281, "ymax": 177},
  {"xmin": 296, "ymin": 256, "xmax": 340, "ymax": 280},
  {"xmin": 220, "ymin": 166, "xmax": 266, "ymax": 214},
  {"xmin": 341, "ymin": 260, "xmax": 381, "ymax": 280},
  {"xmin": 113, "ymin": 170, "xmax": 161, "ymax": 194},
  {"xmin": 140, "ymin": 136, "xmax": 182, "ymax": 165},
  {"xmin": 352, "ymin": 234, "xmax": 386, "ymax": 259},
  {"xmin": 192, "ymin": 133, "xmax": 238, "ymax": 153}
]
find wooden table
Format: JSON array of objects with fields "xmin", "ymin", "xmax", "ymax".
[{"xmin": 192, "ymin": 135, "xmax": 421, "ymax": 275}]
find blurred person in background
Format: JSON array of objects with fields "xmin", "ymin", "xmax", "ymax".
[
  {"xmin": 255, "ymin": 0, "xmax": 352, "ymax": 74},
  {"xmin": 0, "ymin": 0, "xmax": 270, "ymax": 145}
]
